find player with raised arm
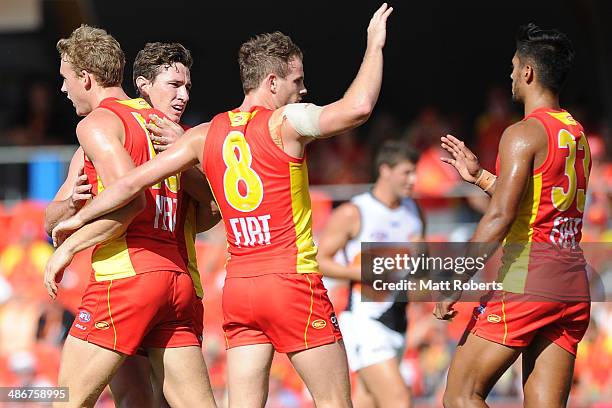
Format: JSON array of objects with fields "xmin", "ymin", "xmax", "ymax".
[
  {"xmin": 44, "ymin": 26, "xmax": 215, "ymax": 408},
  {"xmin": 47, "ymin": 4, "xmax": 392, "ymax": 407},
  {"xmin": 434, "ymin": 24, "xmax": 591, "ymax": 408},
  {"xmin": 317, "ymin": 140, "xmax": 423, "ymax": 408}
]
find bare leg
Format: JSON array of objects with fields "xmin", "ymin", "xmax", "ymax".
[
  {"xmin": 353, "ymin": 375, "xmax": 376, "ymax": 408},
  {"xmin": 109, "ymin": 355, "xmax": 156, "ymax": 408},
  {"xmin": 147, "ymin": 346, "xmax": 216, "ymax": 408},
  {"xmin": 288, "ymin": 341, "xmax": 353, "ymax": 408},
  {"xmin": 359, "ymin": 357, "xmax": 412, "ymax": 408},
  {"xmin": 55, "ymin": 335, "xmax": 126, "ymax": 408},
  {"xmin": 226, "ymin": 343, "xmax": 275, "ymax": 408},
  {"xmin": 443, "ymin": 334, "xmax": 522, "ymax": 408},
  {"xmin": 523, "ymin": 336, "xmax": 575, "ymax": 408}
]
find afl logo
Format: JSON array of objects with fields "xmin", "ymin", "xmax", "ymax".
[
  {"xmin": 487, "ymin": 314, "xmax": 502, "ymax": 323},
  {"xmin": 78, "ymin": 310, "xmax": 91, "ymax": 323},
  {"xmin": 95, "ymin": 321, "xmax": 110, "ymax": 330},
  {"xmin": 312, "ymin": 319, "xmax": 327, "ymax": 330}
]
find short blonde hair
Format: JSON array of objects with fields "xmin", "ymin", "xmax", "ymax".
[{"xmin": 57, "ymin": 24, "xmax": 125, "ymax": 87}]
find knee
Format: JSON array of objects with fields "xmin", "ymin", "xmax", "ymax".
[{"xmin": 443, "ymin": 389, "xmax": 485, "ymax": 408}]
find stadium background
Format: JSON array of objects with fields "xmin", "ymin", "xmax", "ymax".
[{"xmin": 0, "ymin": 0, "xmax": 610, "ymax": 406}]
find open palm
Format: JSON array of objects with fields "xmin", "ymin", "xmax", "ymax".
[{"xmin": 440, "ymin": 134, "xmax": 482, "ymax": 183}]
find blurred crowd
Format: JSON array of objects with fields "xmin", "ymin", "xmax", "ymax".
[{"xmin": 0, "ymin": 86, "xmax": 611, "ymax": 407}]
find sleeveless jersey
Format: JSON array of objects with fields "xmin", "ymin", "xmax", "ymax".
[
  {"xmin": 497, "ymin": 108, "xmax": 591, "ymax": 300},
  {"xmin": 202, "ymin": 106, "xmax": 318, "ymax": 278},
  {"xmin": 83, "ymin": 97, "xmax": 186, "ymax": 281},
  {"xmin": 341, "ymin": 192, "xmax": 423, "ymax": 333}
]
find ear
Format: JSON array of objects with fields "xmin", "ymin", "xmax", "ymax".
[
  {"xmin": 135, "ymin": 76, "xmax": 151, "ymax": 97},
  {"xmin": 265, "ymin": 73, "xmax": 278, "ymax": 94},
  {"xmin": 524, "ymin": 64, "xmax": 534, "ymax": 85},
  {"xmin": 379, "ymin": 163, "xmax": 391, "ymax": 178},
  {"xmin": 81, "ymin": 70, "xmax": 92, "ymax": 91}
]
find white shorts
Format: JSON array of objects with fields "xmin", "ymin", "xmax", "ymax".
[{"xmin": 339, "ymin": 310, "xmax": 405, "ymax": 372}]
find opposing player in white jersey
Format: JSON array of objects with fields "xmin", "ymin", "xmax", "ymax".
[{"xmin": 318, "ymin": 140, "xmax": 424, "ymax": 408}]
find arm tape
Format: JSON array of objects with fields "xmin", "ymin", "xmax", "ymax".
[{"xmin": 283, "ymin": 103, "xmax": 324, "ymax": 137}]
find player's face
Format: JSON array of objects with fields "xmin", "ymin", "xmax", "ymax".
[
  {"xmin": 142, "ymin": 63, "xmax": 191, "ymax": 123},
  {"xmin": 275, "ymin": 57, "xmax": 307, "ymax": 106},
  {"xmin": 388, "ymin": 160, "xmax": 417, "ymax": 198},
  {"xmin": 510, "ymin": 53, "xmax": 523, "ymax": 102},
  {"xmin": 60, "ymin": 58, "xmax": 90, "ymax": 116}
]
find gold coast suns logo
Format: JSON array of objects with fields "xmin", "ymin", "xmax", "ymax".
[
  {"xmin": 312, "ymin": 319, "xmax": 327, "ymax": 330},
  {"xmin": 487, "ymin": 314, "xmax": 502, "ymax": 323},
  {"xmin": 95, "ymin": 321, "xmax": 110, "ymax": 330}
]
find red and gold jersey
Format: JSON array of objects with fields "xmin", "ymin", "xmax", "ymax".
[
  {"xmin": 202, "ymin": 106, "xmax": 318, "ymax": 278},
  {"xmin": 497, "ymin": 108, "xmax": 591, "ymax": 299},
  {"xmin": 83, "ymin": 97, "xmax": 186, "ymax": 281}
]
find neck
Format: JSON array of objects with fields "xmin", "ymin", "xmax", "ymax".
[
  {"xmin": 372, "ymin": 182, "xmax": 401, "ymax": 209},
  {"xmin": 523, "ymin": 88, "xmax": 560, "ymax": 116},
  {"xmin": 238, "ymin": 88, "xmax": 276, "ymax": 111},
  {"xmin": 91, "ymin": 86, "xmax": 130, "ymax": 108}
]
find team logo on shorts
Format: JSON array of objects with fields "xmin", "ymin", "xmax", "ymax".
[
  {"xmin": 487, "ymin": 314, "xmax": 502, "ymax": 323},
  {"xmin": 312, "ymin": 319, "xmax": 327, "ymax": 329},
  {"xmin": 95, "ymin": 321, "xmax": 110, "ymax": 330},
  {"xmin": 78, "ymin": 310, "xmax": 91, "ymax": 323}
]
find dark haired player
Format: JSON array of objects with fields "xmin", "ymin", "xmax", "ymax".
[
  {"xmin": 436, "ymin": 23, "xmax": 591, "ymax": 408},
  {"xmin": 317, "ymin": 140, "xmax": 423, "ymax": 408}
]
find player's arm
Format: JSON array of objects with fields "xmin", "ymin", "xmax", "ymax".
[
  {"xmin": 44, "ymin": 110, "xmax": 149, "ymax": 297},
  {"xmin": 434, "ymin": 121, "xmax": 543, "ymax": 319},
  {"xmin": 181, "ymin": 165, "xmax": 221, "ymax": 233},
  {"xmin": 440, "ymin": 134, "xmax": 497, "ymax": 197},
  {"xmin": 52, "ymin": 124, "xmax": 208, "ymax": 246},
  {"xmin": 44, "ymin": 147, "xmax": 92, "ymax": 235},
  {"xmin": 67, "ymin": 109, "xmax": 148, "ymax": 241},
  {"xmin": 471, "ymin": 121, "xmax": 543, "ymax": 243},
  {"xmin": 317, "ymin": 203, "xmax": 362, "ymax": 281},
  {"xmin": 274, "ymin": 4, "xmax": 393, "ymax": 156}
]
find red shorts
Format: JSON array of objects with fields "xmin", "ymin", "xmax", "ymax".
[
  {"xmin": 69, "ymin": 271, "xmax": 199, "ymax": 355},
  {"xmin": 222, "ymin": 273, "xmax": 342, "ymax": 353},
  {"xmin": 470, "ymin": 291, "xmax": 590, "ymax": 355}
]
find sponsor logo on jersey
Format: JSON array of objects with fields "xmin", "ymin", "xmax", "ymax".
[
  {"xmin": 312, "ymin": 319, "xmax": 327, "ymax": 329},
  {"xmin": 78, "ymin": 310, "xmax": 91, "ymax": 323},
  {"xmin": 487, "ymin": 314, "xmax": 502, "ymax": 323},
  {"xmin": 95, "ymin": 321, "xmax": 110, "ymax": 330},
  {"xmin": 74, "ymin": 323, "xmax": 87, "ymax": 331}
]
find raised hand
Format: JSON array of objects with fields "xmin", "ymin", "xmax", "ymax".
[
  {"xmin": 146, "ymin": 114, "xmax": 185, "ymax": 152},
  {"xmin": 367, "ymin": 3, "xmax": 394, "ymax": 51},
  {"xmin": 440, "ymin": 134, "xmax": 483, "ymax": 184}
]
